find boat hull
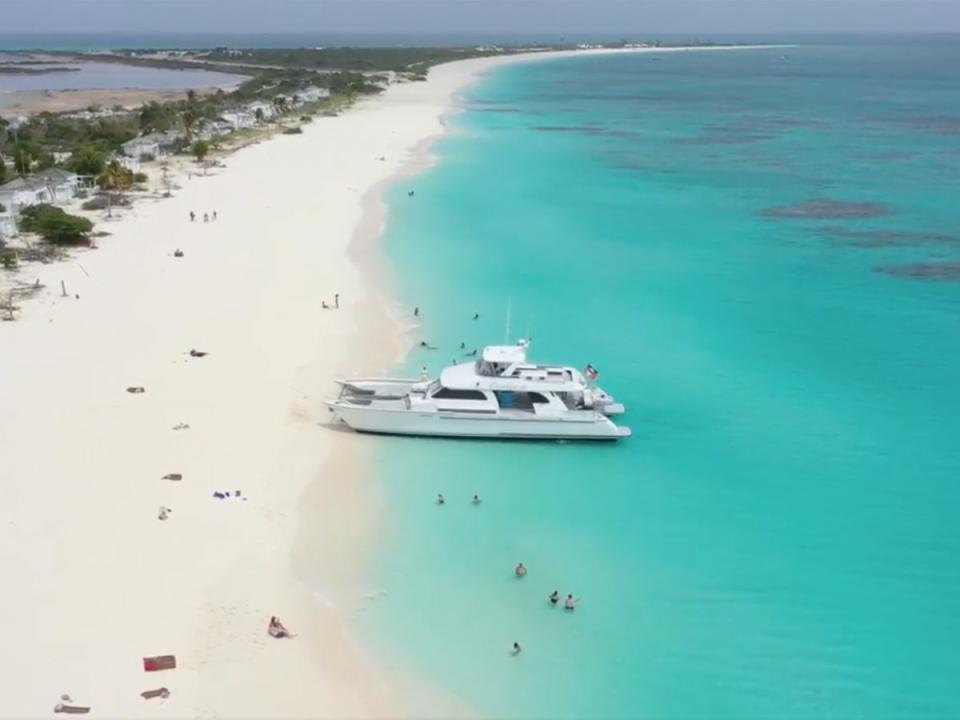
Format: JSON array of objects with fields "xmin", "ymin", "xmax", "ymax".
[{"xmin": 326, "ymin": 402, "xmax": 631, "ymax": 441}]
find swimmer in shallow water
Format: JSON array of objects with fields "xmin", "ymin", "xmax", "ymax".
[
  {"xmin": 437, "ymin": 493, "xmax": 445, "ymax": 505},
  {"xmin": 549, "ymin": 590, "xmax": 559, "ymax": 605},
  {"xmin": 564, "ymin": 594, "xmax": 578, "ymax": 610},
  {"xmin": 515, "ymin": 562, "xmax": 527, "ymax": 578},
  {"xmin": 512, "ymin": 642, "xmax": 522, "ymax": 655},
  {"xmin": 472, "ymin": 494, "xmax": 482, "ymax": 505}
]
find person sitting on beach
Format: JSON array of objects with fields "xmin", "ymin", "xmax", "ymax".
[
  {"xmin": 515, "ymin": 563, "xmax": 527, "ymax": 578},
  {"xmin": 437, "ymin": 493, "xmax": 445, "ymax": 506},
  {"xmin": 173, "ymin": 249, "xmax": 184, "ymax": 258},
  {"xmin": 322, "ymin": 301, "xmax": 330, "ymax": 309},
  {"xmin": 268, "ymin": 616, "xmax": 290, "ymax": 638},
  {"xmin": 512, "ymin": 642, "xmax": 522, "ymax": 655},
  {"xmin": 549, "ymin": 590, "xmax": 560, "ymax": 605},
  {"xmin": 564, "ymin": 594, "xmax": 578, "ymax": 611}
]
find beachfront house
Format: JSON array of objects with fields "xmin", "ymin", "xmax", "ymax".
[
  {"xmin": 122, "ymin": 137, "xmax": 162, "ymax": 161},
  {"xmin": 32, "ymin": 168, "xmax": 80, "ymax": 204},
  {"xmin": 294, "ymin": 86, "xmax": 330, "ymax": 104},
  {"xmin": 0, "ymin": 178, "xmax": 53, "ymax": 215},
  {"xmin": 220, "ymin": 111, "xmax": 256, "ymax": 131},
  {"xmin": 0, "ymin": 169, "xmax": 80, "ymax": 216}
]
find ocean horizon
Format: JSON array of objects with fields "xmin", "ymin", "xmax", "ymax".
[{"xmin": 355, "ymin": 39, "xmax": 960, "ymax": 718}]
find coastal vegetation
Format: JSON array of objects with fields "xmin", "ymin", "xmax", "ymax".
[{"xmin": 18, "ymin": 204, "xmax": 93, "ymax": 244}]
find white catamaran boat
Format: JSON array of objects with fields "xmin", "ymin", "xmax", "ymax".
[{"xmin": 326, "ymin": 341, "xmax": 630, "ymax": 441}]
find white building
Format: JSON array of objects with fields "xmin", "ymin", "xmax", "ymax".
[
  {"xmin": 294, "ymin": 86, "xmax": 331, "ymax": 103},
  {"xmin": 220, "ymin": 111, "xmax": 256, "ymax": 130},
  {"xmin": 0, "ymin": 168, "xmax": 80, "ymax": 216},
  {"xmin": 121, "ymin": 137, "xmax": 162, "ymax": 161}
]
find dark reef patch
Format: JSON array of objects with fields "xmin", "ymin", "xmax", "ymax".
[
  {"xmin": 876, "ymin": 262, "xmax": 960, "ymax": 281},
  {"xmin": 674, "ymin": 133, "xmax": 774, "ymax": 145},
  {"xmin": 761, "ymin": 198, "xmax": 893, "ymax": 220},
  {"xmin": 814, "ymin": 226, "xmax": 960, "ymax": 248}
]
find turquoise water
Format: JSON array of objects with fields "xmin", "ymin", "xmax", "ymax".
[{"xmin": 361, "ymin": 42, "xmax": 960, "ymax": 719}]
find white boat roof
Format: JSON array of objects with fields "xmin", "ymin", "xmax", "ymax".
[
  {"xmin": 439, "ymin": 361, "xmax": 586, "ymax": 393},
  {"xmin": 482, "ymin": 344, "xmax": 528, "ymax": 363}
]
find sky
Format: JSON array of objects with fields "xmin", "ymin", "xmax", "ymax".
[{"xmin": 3, "ymin": 0, "xmax": 959, "ymax": 36}]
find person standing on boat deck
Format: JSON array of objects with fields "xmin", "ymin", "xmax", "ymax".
[
  {"xmin": 565, "ymin": 594, "xmax": 578, "ymax": 610},
  {"xmin": 549, "ymin": 590, "xmax": 560, "ymax": 605},
  {"xmin": 437, "ymin": 493, "xmax": 445, "ymax": 505},
  {"xmin": 515, "ymin": 563, "xmax": 527, "ymax": 578}
]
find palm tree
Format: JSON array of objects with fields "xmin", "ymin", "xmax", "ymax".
[
  {"xmin": 181, "ymin": 107, "xmax": 202, "ymax": 142},
  {"xmin": 100, "ymin": 160, "xmax": 133, "ymax": 217}
]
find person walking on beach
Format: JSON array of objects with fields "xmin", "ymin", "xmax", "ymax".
[
  {"xmin": 335, "ymin": 293, "xmax": 340, "ymax": 309},
  {"xmin": 203, "ymin": 213, "xmax": 209, "ymax": 223},
  {"xmin": 564, "ymin": 594, "xmax": 578, "ymax": 611},
  {"xmin": 212, "ymin": 211, "xmax": 218, "ymax": 221},
  {"xmin": 515, "ymin": 562, "xmax": 527, "ymax": 578},
  {"xmin": 189, "ymin": 211, "xmax": 195, "ymax": 222},
  {"xmin": 549, "ymin": 590, "xmax": 560, "ymax": 606},
  {"xmin": 437, "ymin": 493, "xmax": 445, "ymax": 506},
  {"xmin": 414, "ymin": 306, "xmax": 419, "ymax": 317}
]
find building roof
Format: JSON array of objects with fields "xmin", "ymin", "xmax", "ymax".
[{"xmin": 33, "ymin": 168, "xmax": 78, "ymax": 184}]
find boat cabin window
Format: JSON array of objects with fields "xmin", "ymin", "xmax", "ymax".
[
  {"xmin": 495, "ymin": 391, "xmax": 550, "ymax": 410},
  {"xmin": 432, "ymin": 387, "xmax": 488, "ymax": 401}
]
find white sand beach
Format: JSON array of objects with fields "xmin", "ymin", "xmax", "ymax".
[{"xmin": 0, "ymin": 46, "xmax": 754, "ymax": 718}]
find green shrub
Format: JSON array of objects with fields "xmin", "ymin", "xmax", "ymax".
[{"xmin": 19, "ymin": 204, "xmax": 94, "ymax": 244}]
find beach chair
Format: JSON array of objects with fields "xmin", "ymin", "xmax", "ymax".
[
  {"xmin": 142, "ymin": 655, "xmax": 177, "ymax": 672},
  {"xmin": 140, "ymin": 687, "xmax": 171, "ymax": 700}
]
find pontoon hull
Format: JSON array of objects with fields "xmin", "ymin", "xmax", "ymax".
[{"xmin": 326, "ymin": 402, "xmax": 631, "ymax": 441}]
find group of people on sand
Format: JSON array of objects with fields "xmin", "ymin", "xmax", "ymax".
[{"xmin": 188, "ymin": 210, "xmax": 218, "ymax": 223}]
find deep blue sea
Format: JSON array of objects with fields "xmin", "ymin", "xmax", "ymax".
[{"xmin": 357, "ymin": 40, "xmax": 960, "ymax": 719}]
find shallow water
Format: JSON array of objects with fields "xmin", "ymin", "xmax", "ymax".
[
  {"xmin": 0, "ymin": 59, "xmax": 242, "ymax": 99},
  {"xmin": 360, "ymin": 41, "xmax": 960, "ymax": 719}
]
